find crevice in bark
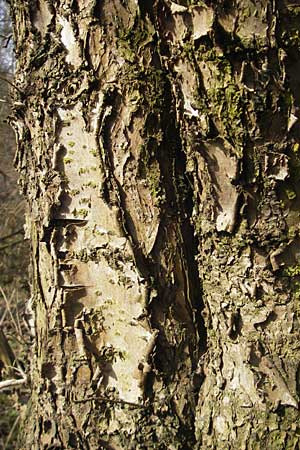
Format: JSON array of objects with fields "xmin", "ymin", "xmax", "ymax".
[
  {"xmin": 137, "ymin": 0, "xmax": 154, "ymax": 21},
  {"xmin": 90, "ymin": 29, "xmax": 207, "ymax": 439},
  {"xmin": 94, "ymin": 88, "xmax": 152, "ymax": 278},
  {"xmin": 92, "ymin": 0, "xmax": 104, "ymax": 22},
  {"xmin": 173, "ymin": 143, "xmax": 207, "ymax": 355},
  {"xmin": 145, "ymin": 75, "xmax": 207, "ymax": 444}
]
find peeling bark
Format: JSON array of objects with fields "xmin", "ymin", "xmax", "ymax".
[{"xmin": 9, "ymin": 0, "xmax": 300, "ymax": 449}]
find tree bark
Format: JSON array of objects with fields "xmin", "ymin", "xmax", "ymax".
[{"xmin": 9, "ymin": 0, "xmax": 300, "ymax": 448}]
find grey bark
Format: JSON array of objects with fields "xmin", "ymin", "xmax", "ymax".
[{"xmin": 9, "ymin": 0, "xmax": 300, "ymax": 449}]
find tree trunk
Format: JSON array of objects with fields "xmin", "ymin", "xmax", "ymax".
[{"xmin": 9, "ymin": 0, "xmax": 300, "ymax": 448}]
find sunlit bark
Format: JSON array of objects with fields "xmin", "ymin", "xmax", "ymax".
[{"xmin": 9, "ymin": 0, "xmax": 300, "ymax": 448}]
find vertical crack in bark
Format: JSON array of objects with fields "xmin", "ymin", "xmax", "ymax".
[
  {"xmin": 173, "ymin": 146, "xmax": 207, "ymax": 356},
  {"xmin": 92, "ymin": 6, "xmax": 208, "ymax": 444}
]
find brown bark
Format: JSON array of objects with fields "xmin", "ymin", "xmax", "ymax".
[{"xmin": 9, "ymin": 0, "xmax": 300, "ymax": 449}]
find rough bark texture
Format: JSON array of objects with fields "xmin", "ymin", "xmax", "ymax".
[{"xmin": 9, "ymin": 0, "xmax": 300, "ymax": 448}]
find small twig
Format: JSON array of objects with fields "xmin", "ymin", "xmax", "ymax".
[
  {"xmin": 0, "ymin": 288, "xmax": 14, "ymax": 326},
  {"xmin": 0, "ymin": 287, "xmax": 20, "ymax": 340},
  {"xmin": 3, "ymin": 35, "xmax": 12, "ymax": 49},
  {"xmin": 0, "ymin": 75, "xmax": 21, "ymax": 93},
  {"xmin": 3, "ymin": 415, "xmax": 20, "ymax": 450},
  {"xmin": 6, "ymin": 364, "xmax": 27, "ymax": 380},
  {"xmin": 0, "ymin": 168, "xmax": 7, "ymax": 179},
  {"xmin": 0, "ymin": 33, "xmax": 12, "ymax": 49},
  {"xmin": 0, "ymin": 239, "xmax": 24, "ymax": 251},
  {"xmin": 0, "ymin": 306, "xmax": 8, "ymax": 325},
  {"xmin": 0, "ymin": 228, "xmax": 23, "ymax": 243},
  {"xmin": 0, "ymin": 376, "xmax": 27, "ymax": 391},
  {"xmin": 15, "ymin": 293, "xmax": 23, "ymax": 338}
]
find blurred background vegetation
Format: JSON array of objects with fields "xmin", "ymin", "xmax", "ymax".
[{"xmin": 0, "ymin": 1, "xmax": 30, "ymax": 448}]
